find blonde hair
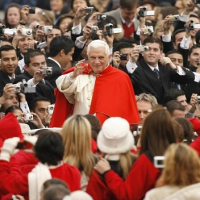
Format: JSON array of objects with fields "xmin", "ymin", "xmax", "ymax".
[
  {"xmin": 157, "ymin": 143, "xmax": 200, "ymax": 187},
  {"xmin": 62, "ymin": 115, "xmax": 96, "ymax": 176}
]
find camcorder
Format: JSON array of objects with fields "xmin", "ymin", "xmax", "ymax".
[
  {"xmin": 14, "ymin": 79, "xmax": 36, "ymax": 93},
  {"xmin": 154, "ymin": 156, "xmax": 165, "ymax": 168},
  {"xmin": 103, "ymin": 23, "xmax": 122, "ymax": 36},
  {"xmin": 21, "ymin": 28, "xmax": 32, "ymax": 36},
  {"xmin": 4, "ymin": 28, "xmax": 17, "ymax": 36},
  {"xmin": 97, "ymin": 14, "xmax": 107, "ymax": 21},
  {"xmin": 41, "ymin": 66, "xmax": 53, "ymax": 75},
  {"xmin": 42, "ymin": 26, "xmax": 52, "ymax": 34},
  {"xmin": 138, "ymin": 7, "xmax": 155, "ymax": 18},
  {"xmin": 168, "ymin": 14, "xmax": 180, "ymax": 22},
  {"xmin": 85, "ymin": 7, "xmax": 94, "ymax": 14},
  {"xmin": 120, "ymin": 53, "xmax": 128, "ymax": 60},
  {"xmin": 141, "ymin": 26, "xmax": 154, "ymax": 34},
  {"xmin": 48, "ymin": 104, "xmax": 55, "ymax": 115},
  {"xmin": 185, "ymin": 20, "xmax": 200, "ymax": 30},
  {"xmin": 29, "ymin": 7, "xmax": 35, "ymax": 14},
  {"xmin": 138, "ymin": 45, "xmax": 149, "ymax": 52}
]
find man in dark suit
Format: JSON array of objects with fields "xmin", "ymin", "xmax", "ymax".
[
  {"xmin": 125, "ymin": 37, "xmax": 195, "ymax": 104},
  {"xmin": 0, "ymin": 45, "xmax": 18, "ymax": 96},
  {"xmin": 14, "ymin": 50, "xmax": 55, "ymax": 107},
  {"xmin": 46, "ymin": 36, "xmax": 75, "ymax": 88}
]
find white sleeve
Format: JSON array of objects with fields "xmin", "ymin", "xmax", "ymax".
[
  {"xmin": 75, "ymin": 36, "xmax": 87, "ymax": 49},
  {"xmin": 20, "ymin": 102, "xmax": 30, "ymax": 114},
  {"xmin": 193, "ymin": 72, "xmax": 200, "ymax": 82},
  {"xmin": 72, "ymin": 23, "xmax": 82, "ymax": 35},
  {"xmin": 126, "ymin": 60, "xmax": 138, "ymax": 74},
  {"xmin": 26, "ymin": 78, "xmax": 38, "ymax": 87},
  {"xmin": 176, "ymin": 66, "xmax": 186, "ymax": 75},
  {"xmin": 180, "ymin": 36, "xmax": 191, "ymax": 49},
  {"xmin": 162, "ymin": 33, "xmax": 171, "ymax": 42}
]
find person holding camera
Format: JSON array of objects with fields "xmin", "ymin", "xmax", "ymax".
[
  {"xmin": 125, "ymin": 37, "xmax": 195, "ymax": 104},
  {"xmin": 14, "ymin": 50, "xmax": 55, "ymax": 108}
]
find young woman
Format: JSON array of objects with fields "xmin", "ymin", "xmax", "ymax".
[
  {"xmin": 62, "ymin": 115, "xmax": 97, "ymax": 190},
  {"xmin": 93, "ymin": 108, "xmax": 177, "ymax": 200}
]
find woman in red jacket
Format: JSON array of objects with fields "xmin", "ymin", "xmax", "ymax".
[
  {"xmin": 0, "ymin": 130, "xmax": 81, "ymax": 200},
  {"xmin": 93, "ymin": 108, "xmax": 177, "ymax": 200}
]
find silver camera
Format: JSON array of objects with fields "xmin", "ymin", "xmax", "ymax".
[
  {"xmin": 85, "ymin": 7, "xmax": 94, "ymax": 14},
  {"xmin": 42, "ymin": 26, "xmax": 52, "ymax": 34},
  {"xmin": 25, "ymin": 113, "xmax": 33, "ymax": 121},
  {"xmin": 138, "ymin": 7, "xmax": 155, "ymax": 18},
  {"xmin": 4, "ymin": 28, "xmax": 17, "ymax": 36},
  {"xmin": 21, "ymin": 28, "xmax": 32, "ymax": 36},
  {"xmin": 41, "ymin": 66, "xmax": 53, "ymax": 75},
  {"xmin": 138, "ymin": 45, "xmax": 149, "ymax": 52},
  {"xmin": 14, "ymin": 83, "xmax": 21, "ymax": 93},
  {"xmin": 91, "ymin": 26, "xmax": 99, "ymax": 33},
  {"xmin": 141, "ymin": 26, "xmax": 154, "ymax": 34},
  {"xmin": 97, "ymin": 14, "xmax": 107, "ymax": 21},
  {"xmin": 48, "ymin": 104, "xmax": 55, "ymax": 115},
  {"xmin": 169, "ymin": 15, "xmax": 180, "ymax": 22},
  {"xmin": 154, "ymin": 156, "xmax": 165, "ymax": 168},
  {"xmin": 35, "ymin": 41, "xmax": 47, "ymax": 49},
  {"xmin": 13, "ymin": 79, "xmax": 36, "ymax": 93}
]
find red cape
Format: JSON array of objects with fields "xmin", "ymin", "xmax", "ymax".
[{"xmin": 50, "ymin": 65, "xmax": 139, "ymax": 127}]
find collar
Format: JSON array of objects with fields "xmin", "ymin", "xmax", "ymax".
[
  {"xmin": 146, "ymin": 62, "xmax": 159, "ymax": 71},
  {"xmin": 48, "ymin": 57, "xmax": 61, "ymax": 69},
  {"xmin": 120, "ymin": 10, "xmax": 135, "ymax": 27},
  {"xmin": 8, "ymin": 75, "xmax": 15, "ymax": 79}
]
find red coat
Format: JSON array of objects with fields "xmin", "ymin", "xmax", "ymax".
[
  {"xmin": 50, "ymin": 65, "xmax": 139, "ymax": 127},
  {"xmin": 190, "ymin": 136, "xmax": 200, "ymax": 156},
  {"xmin": 87, "ymin": 153, "xmax": 160, "ymax": 200},
  {"xmin": 0, "ymin": 160, "xmax": 81, "ymax": 199}
]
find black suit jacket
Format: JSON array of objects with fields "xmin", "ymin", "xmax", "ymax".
[
  {"xmin": 45, "ymin": 58, "xmax": 62, "ymax": 88},
  {"xmin": 127, "ymin": 59, "xmax": 195, "ymax": 104},
  {"xmin": 14, "ymin": 71, "xmax": 55, "ymax": 108},
  {"xmin": 0, "ymin": 70, "xmax": 14, "ymax": 96}
]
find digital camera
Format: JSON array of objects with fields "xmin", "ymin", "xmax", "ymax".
[
  {"xmin": 14, "ymin": 79, "xmax": 36, "ymax": 93},
  {"xmin": 25, "ymin": 113, "xmax": 33, "ymax": 121},
  {"xmin": 41, "ymin": 66, "xmax": 53, "ymax": 75},
  {"xmin": 97, "ymin": 14, "xmax": 107, "ymax": 21},
  {"xmin": 138, "ymin": 45, "xmax": 149, "ymax": 52},
  {"xmin": 4, "ymin": 28, "xmax": 17, "ymax": 36},
  {"xmin": 154, "ymin": 156, "xmax": 165, "ymax": 168},
  {"xmin": 29, "ymin": 7, "xmax": 35, "ymax": 14},
  {"xmin": 141, "ymin": 26, "xmax": 154, "ymax": 34},
  {"xmin": 42, "ymin": 26, "xmax": 52, "ymax": 34},
  {"xmin": 104, "ymin": 23, "xmax": 114, "ymax": 36},
  {"xmin": 21, "ymin": 28, "xmax": 32, "ymax": 36},
  {"xmin": 138, "ymin": 7, "xmax": 155, "ymax": 18},
  {"xmin": 168, "ymin": 15, "xmax": 180, "ymax": 22},
  {"xmin": 85, "ymin": 7, "xmax": 94, "ymax": 14},
  {"xmin": 48, "ymin": 105, "xmax": 55, "ymax": 115},
  {"xmin": 91, "ymin": 26, "xmax": 99, "ymax": 33},
  {"xmin": 120, "ymin": 54, "xmax": 128, "ymax": 60}
]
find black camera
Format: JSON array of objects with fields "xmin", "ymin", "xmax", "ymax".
[
  {"xmin": 104, "ymin": 23, "xmax": 113, "ymax": 36},
  {"xmin": 97, "ymin": 14, "xmax": 107, "ymax": 21},
  {"xmin": 138, "ymin": 7, "xmax": 147, "ymax": 18},
  {"xmin": 29, "ymin": 7, "xmax": 35, "ymax": 14},
  {"xmin": 120, "ymin": 54, "xmax": 128, "ymax": 60}
]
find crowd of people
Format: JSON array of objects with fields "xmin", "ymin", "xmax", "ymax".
[{"xmin": 1, "ymin": 0, "xmax": 200, "ymax": 199}]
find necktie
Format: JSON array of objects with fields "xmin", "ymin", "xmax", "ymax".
[
  {"xmin": 10, "ymin": 78, "xmax": 15, "ymax": 83},
  {"xmin": 153, "ymin": 68, "xmax": 160, "ymax": 80}
]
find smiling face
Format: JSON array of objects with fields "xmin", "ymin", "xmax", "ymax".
[
  {"xmin": 142, "ymin": 42, "xmax": 162, "ymax": 67},
  {"xmin": 1, "ymin": 50, "xmax": 18, "ymax": 76},
  {"xmin": 88, "ymin": 46, "xmax": 111, "ymax": 74}
]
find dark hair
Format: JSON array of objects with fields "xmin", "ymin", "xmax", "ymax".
[
  {"xmin": 189, "ymin": 44, "xmax": 200, "ymax": 56},
  {"xmin": 31, "ymin": 96, "xmax": 51, "ymax": 111},
  {"xmin": 143, "ymin": 37, "xmax": 163, "ymax": 51},
  {"xmin": 139, "ymin": 0, "xmax": 158, "ymax": 8},
  {"xmin": 71, "ymin": 0, "xmax": 90, "ymax": 10},
  {"xmin": 172, "ymin": 29, "xmax": 185, "ymax": 43},
  {"xmin": 114, "ymin": 42, "xmax": 133, "ymax": 52},
  {"xmin": 119, "ymin": 38, "xmax": 138, "ymax": 45},
  {"xmin": 166, "ymin": 49, "xmax": 183, "ymax": 57},
  {"xmin": 49, "ymin": 36, "xmax": 75, "ymax": 57},
  {"xmin": 43, "ymin": 185, "xmax": 70, "ymax": 200},
  {"xmin": 24, "ymin": 50, "xmax": 45, "ymax": 66},
  {"xmin": 140, "ymin": 107, "xmax": 177, "ymax": 156},
  {"xmin": 163, "ymin": 89, "xmax": 186, "ymax": 105},
  {"xmin": 165, "ymin": 100, "xmax": 185, "ymax": 115},
  {"xmin": 43, "ymin": 178, "xmax": 69, "ymax": 191},
  {"xmin": 120, "ymin": 0, "xmax": 138, "ymax": 9},
  {"xmin": 0, "ymin": 45, "xmax": 16, "ymax": 58},
  {"xmin": 34, "ymin": 130, "xmax": 64, "ymax": 165},
  {"xmin": 5, "ymin": 106, "xmax": 22, "ymax": 115},
  {"xmin": 175, "ymin": 118, "xmax": 194, "ymax": 144},
  {"xmin": 3, "ymin": 3, "xmax": 21, "ymax": 28},
  {"xmin": 84, "ymin": 114, "xmax": 101, "ymax": 141},
  {"xmin": 195, "ymin": 30, "xmax": 200, "ymax": 45}
]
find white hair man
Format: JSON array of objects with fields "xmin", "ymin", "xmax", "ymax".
[{"xmin": 50, "ymin": 40, "xmax": 139, "ymax": 126}]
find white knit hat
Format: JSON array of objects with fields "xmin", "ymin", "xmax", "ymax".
[{"xmin": 97, "ymin": 117, "xmax": 134, "ymax": 154}]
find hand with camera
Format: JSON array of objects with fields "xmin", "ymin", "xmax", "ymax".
[
  {"xmin": 0, "ymin": 137, "xmax": 20, "ymax": 161},
  {"xmin": 160, "ymin": 57, "xmax": 178, "ymax": 70},
  {"xmin": 35, "ymin": 25, "xmax": 46, "ymax": 41},
  {"xmin": 136, "ymin": 6, "xmax": 146, "ymax": 28},
  {"xmin": 112, "ymin": 51, "xmax": 120, "ymax": 68},
  {"xmin": 139, "ymin": 29, "xmax": 151, "ymax": 44},
  {"xmin": 82, "ymin": 23, "xmax": 93, "ymax": 41},
  {"xmin": 27, "ymin": 39, "xmax": 35, "ymax": 50},
  {"xmin": 94, "ymin": 157, "xmax": 111, "ymax": 175},
  {"xmin": 74, "ymin": 6, "xmax": 88, "ymax": 26},
  {"xmin": 33, "ymin": 68, "xmax": 45, "ymax": 85},
  {"xmin": 30, "ymin": 112, "xmax": 45, "ymax": 128},
  {"xmin": 129, "ymin": 46, "xmax": 140, "ymax": 64},
  {"xmin": 42, "ymin": 113, "xmax": 52, "ymax": 127},
  {"xmin": 20, "ymin": 5, "xmax": 29, "ymax": 25},
  {"xmin": 188, "ymin": 93, "xmax": 198, "ymax": 113},
  {"xmin": 87, "ymin": 12, "xmax": 100, "ymax": 25},
  {"xmin": 1, "ymin": 84, "xmax": 16, "ymax": 102},
  {"xmin": 163, "ymin": 15, "xmax": 174, "ymax": 35}
]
